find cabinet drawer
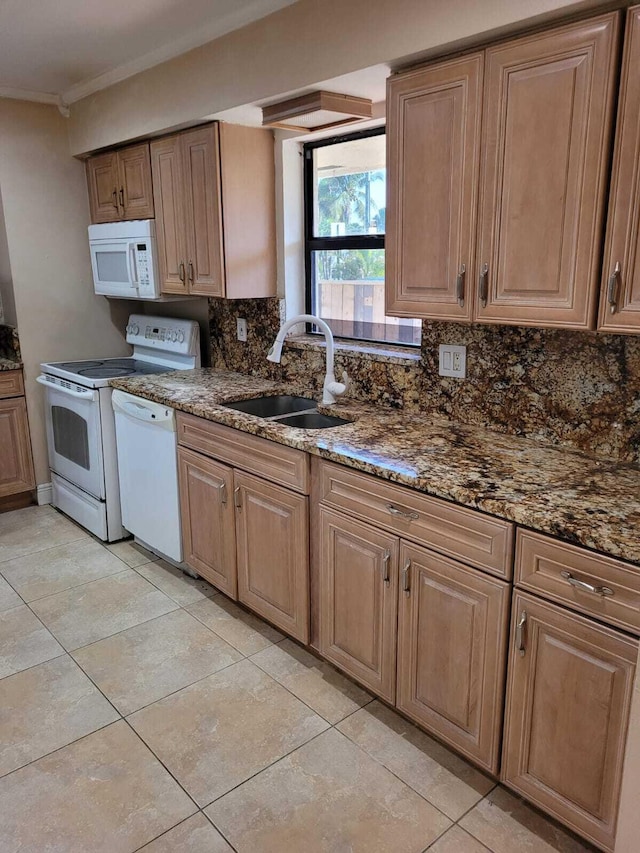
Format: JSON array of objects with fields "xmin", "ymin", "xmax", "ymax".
[
  {"xmin": 317, "ymin": 460, "xmax": 513, "ymax": 578},
  {"xmin": 177, "ymin": 413, "xmax": 309, "ymax": 494},
  {"xmin": 0, "ymin": 370, "xmax": 24, "ymax": 399},
  {"xmin": 516, "ymin": 529, "xmax": 640, "ymax": 635}
]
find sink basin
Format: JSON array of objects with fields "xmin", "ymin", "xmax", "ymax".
[
  {"xmin": 276, "ymin": 412, "xmax": 352, "ymax": 429},
  {"xmin": 221, "ymin": 395, "xmax": 317, "ymax": 418}
]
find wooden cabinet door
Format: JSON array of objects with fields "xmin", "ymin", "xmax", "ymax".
[
  {"xmin": 0, "ymin": 397, "xmax": 35, "ymax": 497},
  {"xmin": 476, "ymin": 13, "xmax": 620, "ymax": 329},
  {"xmin": 178, "ymin": 448, "xmax": 237, "ymax": 599},
  {"xmin": 318, "ymin": 508, "xmax": 398, "ymax": 702},
  {"xmin": 117, "ymin": 144, "xmax": 154, "ymax": 220},
  {"xmin": 503, "ymin": 592, "xmax": 637, "ymax": 852},
  {"xmin": 150, "ymin": 136, "xmax": 188, "ymax": 294},
  {"xmin": 234, "ymin": 470, "xmax": 309, "ymax": 642},
  {"xmin": 182, "ymin": 125, "xmax": 225, "ymax": 297},
  {"xmin": 86, "ymin": 151, "xmax": 120, "ymax": 223},
  {"xmin": 599, "ymin": 7, "xmax": 640, "ymax": 334},
  {"xmin": 396, "ymin": 542, "xmax": 510, "ymax": 773},
  {"xmin": 386, "ymin": 53, "xmax": 483, "ymax": 321}
]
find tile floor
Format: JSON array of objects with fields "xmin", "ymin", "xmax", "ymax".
[{"xmin": 0, "ymin": 504, "xmax": 597, "ymax": 852}]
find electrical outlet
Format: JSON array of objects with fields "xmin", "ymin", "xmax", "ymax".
[
  {"xmin": 236, "ymin": 318, "xmax": 247, "ymax": 342},
  {"xmin": 439, "ymin": 344, "xmax": 466, "ymax": 378}
]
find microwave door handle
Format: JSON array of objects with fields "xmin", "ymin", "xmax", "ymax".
[{"xmin": 127, "ymin": 243, "xmax": 138, "ymax": 288}]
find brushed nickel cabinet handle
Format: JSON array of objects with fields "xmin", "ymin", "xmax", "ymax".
[
  {"xmin": 112, "ymin": 189, "xmax": 119, "ymax": 212},
  {"xmin": 233, "ymin": 486, "xmax": 242, "ymax": 509},
  {"xmin": 119, "ymin": 187, "xmax": 124, "ymax": 209},
  {"xmin": 607, "ymin": 262, "xmax": 621, "ymax": 314},
  {"xmin": 219, "ymin": 482, "xmax": 227, "ymax": 505},
  {"xmin": 516, "ymin": 610, "xmax": 527, "ymax": 657},
  {"xmin": 382, "ymin": 550, "xmax": 391, "ymax": 586},
  {"xmin": 188, "ymin": 261, "xmax": 194, "ymax": 284},
  {"xmin": 478, "ymin": 263, "xmax": 489, "ymax": 308},
  {"xmin": 386, "ymin": 503, "xmax": 419, "ymax": 521},
  {"xmin": 560, "ymin": 570, "xmax": 614, "ymax": 597},
  {"xmin": 179, "ymin": 262, "xmax": 185, "ymax": 283},
  {"xmin": 401, "ymin": 558, "xmax": 411, "ymax": 596},
  {"xmin": 456, "ymin": 264, "xmax": 466, "ymax": 307}
]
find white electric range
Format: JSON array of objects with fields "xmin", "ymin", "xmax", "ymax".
[{"xmin": 38, "ymin": 315, "xmax": 200, "ymax": 541}]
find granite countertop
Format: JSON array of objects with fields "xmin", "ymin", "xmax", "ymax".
[
  {"xmin": 0, "ymin": 357, "xmax": 22, "ymax": 371},
  {"xmin": 110, "ymin": 368, "xmax": 640, "ymax": 566}
]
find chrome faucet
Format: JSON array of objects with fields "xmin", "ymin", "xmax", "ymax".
[{"xmin": 266, "ymin": 314, "xmax": 349, "ymax": 405}]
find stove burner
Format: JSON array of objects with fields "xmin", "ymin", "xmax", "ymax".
[{"xmin": 78, "ymin": 366, "xmax": 137, "ymax": 378}]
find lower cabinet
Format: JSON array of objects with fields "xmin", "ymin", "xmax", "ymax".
[
  {"xmin": 0, "ymin": 371, "xmax": 35, "ymax": 500},
  {"xmin": 235, "ymin": 470, "xmax": 309, "ymax": 643},
  {"xmin": 502, "ymin": 591, "xmax": 638, "ymax": 852},
  {"xmin": 177, "ymin": 439, "xmax": 310, "ymax": 642},
  {"xmin": 178, "ymin": 447, "xmax": 236, "ymax": 599},
  {"xmin": 397, "ymin": 542, "xmax": 510, "ymax": 773},
  {"xmin": 317, "ymin": 506, "xmax": 510, "ymax": 774},
  {"xmin": 318, "ymin": 508, "xmax": 399, "ymax": 703}
]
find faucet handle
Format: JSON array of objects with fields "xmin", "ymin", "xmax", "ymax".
[{"xmin": 339, "ymin": 370, "xmax": 349, "ymax": 394}]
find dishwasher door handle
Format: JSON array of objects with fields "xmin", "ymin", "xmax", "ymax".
[{"xmin": 112, "ymin": 390, "xmax": 176, "ymax": 430}]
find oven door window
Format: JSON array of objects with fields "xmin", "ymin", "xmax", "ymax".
[
  {"xmin": 95, "ymin": 250, "xmax": 129, "ymax": 283},
  {"xmin": 51, "ymin": 406, "xmax": 90, "ymax": 469}
]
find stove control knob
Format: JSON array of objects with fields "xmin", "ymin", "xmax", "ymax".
[
  {"xmin": 131, "ymin": 324, "xmax": 140, "ymax": 336},
  {"xmin": 177, "ymin": 330, "xmax": 185, "ymax": 343},
  {"xmin": 170, "ymin": 330, "xmax": 178, "ymax": 342}
]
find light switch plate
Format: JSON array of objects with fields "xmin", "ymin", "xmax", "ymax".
[
  {"xmin": 439, "ymin": 344, "xmax": 466, "ymax": 378},
  {"xmin": 236, "ymin": 318, "xmax": 248, "ymax": 342}
]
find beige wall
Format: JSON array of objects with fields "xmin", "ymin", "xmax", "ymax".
[
  {"xmin": 68, "ymin": 0, "xmax": 603, "ymax": 156},
  {"xmin": 0, "ymin": 98, "xmax": 130, "ymax": 485},
  {"xmin": 0, "ymin": 192, "xmax": 17, "ymax": 326}
]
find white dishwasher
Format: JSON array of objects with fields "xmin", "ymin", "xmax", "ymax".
[{"xmin": 112, "ymin": 389, "xmax": 183, "ymax": 562}]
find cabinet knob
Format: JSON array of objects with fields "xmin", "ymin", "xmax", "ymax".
[
  {"xmin": 119, "ymin": 187, "xmax": 124, "ymax": 209},
  {"xmin": 607, "ymin": 262, "xmax": 621, "ymax": 314},
  {"xmin": 188, "ymin": 261, "xmax": 194, "ymax": 284},
  {"xmin": 560, "ymin": 570, "xmax": 614, "ymax": 597},
  {"xmin": 219, "ymin": 482, "xmax": 227, "ymax": 505},
  {"xmin": 233, "ymin": 486, "xmax": 242, "ymax": 509},
  {"xmin": 179, "ymin": 262, "xmax": 185, "ymax": 283},
  {"xmin": 112, "ymin": 189, "xmax": 119, "ymax": 212}
]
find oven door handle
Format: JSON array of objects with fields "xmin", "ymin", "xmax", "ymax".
[{"xmin": 36, "ymin": 375, "xmax": 98, "ymax": 401}]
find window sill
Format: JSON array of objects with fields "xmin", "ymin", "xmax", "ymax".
[{"xmin": 284, "ymin": 334, "xmax": 421, "ymax": 366}]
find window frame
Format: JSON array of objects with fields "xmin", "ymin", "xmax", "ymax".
[{"xmin": 304, "ymin": 125, "xmax": 407, "ymax": 345}]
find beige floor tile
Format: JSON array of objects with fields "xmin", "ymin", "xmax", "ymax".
[
  {"xmin": 187, "ymin": 594, "xmax": 284, "ymax": 655},
  {"xmin": 0, "ymin": 573, "xmax": 22, "ymax": 612},
  {"xmin": 73, "ymin": 609, "xmax": 242, "ymax": 715},
  {"xmin": 207, "ymin": 728, "xmax": 451, "ymax": 853},
  {"xmin": 0, "ymin": 655, "xmax": 119, "ymax": 776},
  {"xmin": 252, "ymin": 638, "xmax": 372, "ymax": 723},
  {"xmin": 106, "ymin": 539, "xmax": 159, "ymax": 568},
  {"xmin": 1, "ymin": 538, "xmax": 127, "ymax": 601},
  {"xmin": 135, "ymin": 559, "xmax": 217, "ymax": 606},
  {"xmin": 428, "ymin": 825, "xmax": 491, "ymax": 852},
  {"xmin": 337, "ymin": 701, "xmax": 494, "ymax": 821},
  {"xmin": 0, "ymin": 604, "xmax": 63, "ymax": 678},
  {"xmin": 460, "ymin": 787, "xmax": 595, "ymax": 853},
  {"xmin": 0, "ymin": 720, "xmax": 197, "ymax": 853},
  {"xmin": 0, "ymin": 505, "xmax": 87, "ymax": 563},
  {"xmin": 128, "ymin": 658, "xmax": 329, "ymax": 806},
  {"xmin": 139, "ymin": 813, "xmax": 233, "ymax": 852},
  {"xmin": 30, "ymin": 570, "xmax": 178, "ymax": 651}
]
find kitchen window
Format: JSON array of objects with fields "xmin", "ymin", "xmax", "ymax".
[{"xmin": 304, "ymin": 128, "xmax": 421, "ymax": 346}]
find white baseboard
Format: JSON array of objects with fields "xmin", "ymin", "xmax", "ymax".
[{"xmin": 36, "ymin": 482, "xmax": 53, "ymax": 505}]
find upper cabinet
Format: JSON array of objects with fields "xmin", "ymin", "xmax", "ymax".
[
  {"xmin": 151, "ymin": 123, "xmax": 276, "ymax": 299},
  {"xmin": 598, "ymin": 6, "xmax": 640, "ymax": 334},
  {"xmin": 86, "ymin": 143, "xmax": 154, "ymax": 223},
  {"xmin": 386, "ymin": 54, "xmax": 483, "ymax": 321},
  {"xmin": 386, "ymin": 12, "xmax": 620, "ymax": 330}
]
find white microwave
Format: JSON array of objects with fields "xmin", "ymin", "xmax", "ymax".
[{"xmin": 89, "ymin": 219, "xmax": 163, "ymax": 300}]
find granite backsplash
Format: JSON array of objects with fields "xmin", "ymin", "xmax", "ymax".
[
  {"xmin": 0, "ymin": 323, "xmax": 20, "ymax": 362},
  {"xmin": 209, "ymin": 297, "xmax": 640, "ymax": 463}
]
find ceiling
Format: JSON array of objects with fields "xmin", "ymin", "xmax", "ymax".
[{"xmin": 0, "ymin": 0, "xmax": 297, "ymax": 105}]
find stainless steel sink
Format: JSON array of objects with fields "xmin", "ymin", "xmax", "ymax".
[
  {"xmin": 221, "ymin": 395, "xmax": 317, "ymax": 418},
  {"xmin": 276, "ymin": 412, "xmax": 352, "ymax": 429},
  {"xmin": 221, "ymin": 394, "xmax": 352, "ymax": 429}
]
